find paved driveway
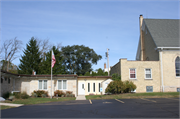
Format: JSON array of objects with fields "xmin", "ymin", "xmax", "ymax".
[{"xmin": 1, "ymin": 98, "xmax": 179, "ymax": 118}]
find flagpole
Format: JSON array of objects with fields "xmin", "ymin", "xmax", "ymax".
[{"xmin": 51, "ymin": 50, "xmax": 52, "ymax": 99}]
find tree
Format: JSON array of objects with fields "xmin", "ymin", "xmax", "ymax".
[
  {"xmin": 112, "ymin": 73, "xmax": 121, "ymax": 80},
  {"xmin": 18, "ymin": 37, "xmax": 42, "ymax": 74},
  {"xmin": 0, "ymin": 37, "xmax": 22, "ymax": 71},
  {"xmin": 61, "ymin": 45, "xmax": 102, "ymax": 75},
  {"xmin": 96, "ymin": 68, "xmax": 108, "ymax": 76},
  {"xmin": 0, "ymin": 60, "xmax": 18, "ymax": 74},
  {"xmin": 39, "ymin": 46, "xmax": 66, "ymax": 74}
]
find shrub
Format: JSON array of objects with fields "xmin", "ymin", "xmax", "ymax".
[
  {"xmin": 105, "ymin": 80, "xmax": 136, "ymax": 94},
  {"xmin": 9, "ymin": 95, "xmax": 15, "ymax": 100},
  {"xmin": 66, "ymin": 94, "xmax": 70, "ymax": 97},
  {"xmin": 105, "ymin": 80, "xmax": 125, "ymax": 94},
  {"xmin": 21, "ymin": 92, "xmax": 29, "ymax": 99},
  {"xmin": 33, "ymin": 90, "xmax": 49, "ymax": 97},
  {"xmin": 13, "ymin": 92, "xmax": 21, "ymax": 99},
  {"xmin": 112, "ymin": 73, "xmax": 121, "ymax": 80},
  {"xmin": 2, "ymin": 92, "xmax": 11, "ymax": 99},
  {"xmin": 123, "ymin": 80, "xmax": 137, "ymax": 93},
  {"xmin": 31, "ymin": 92, "xmax": 37, "ymax": 97},
  {"xmin": 41, "ymin": 94, "xmax": 47, "ymax": 98},
  {"xmin": 54, "ymin": 90, "xmax": 65, "ymax": 97},
  {"xmin": 66, "ymin": 91, "xmax": 72, "ymax": 95}
]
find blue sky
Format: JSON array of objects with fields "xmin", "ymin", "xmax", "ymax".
[{"xmin": 1, "ymin": 0, "xmax": 179, "ymax": 71}]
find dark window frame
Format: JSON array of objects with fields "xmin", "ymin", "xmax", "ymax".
[
  {"xmin": 8, "ymin": 78, "xmax": 10, "ymax": 84},
  {"xmin": 1, "ymin": 77, "xmax": 3, "ymax": 83},
  {"xmin": 175, "ymin": 56, "xmax": 180, "ymax": 77},
  {"xmin": 93, "ymin": 83, "xmax": 95, "ymax": 92},
  {"xmin": 99, "ymin": 83, "xmax": 101, "ymax": 92},
  {"xmin": 88, "ymin": 83, "xmax": 90, "ymax": 92}
]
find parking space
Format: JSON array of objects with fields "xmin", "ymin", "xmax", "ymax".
[{"xmin": 1, "ymin": 98, "xmax": 179, "ymax": 118}]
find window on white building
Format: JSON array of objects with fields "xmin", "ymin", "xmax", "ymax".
[
  {"xmin": 93, "ymin": 83, "xmax": 95, "ymax": 92},
  {"xmin": 88, "ymin": 83, "xmax": 90, "ymax": 92},
  {"xmin": 145, "ymin": 69, "xmax": 152, "ymax": 79},
  {"xmin": 175, "ymin": 56, "xmax": 180, "ymax": 77},
  {"xmin": 39, "ymin": 80, "xmax": 47, "ymax": 90},
  {"xmin": 99, "ymin": 83, "xmax": 101, "ymax": 92},
  {"xmin": 129, "ymin": 69, "xmax": 136, "ymax": 79},
  {"xmin": 58, "ymin": 80, "xmax": 67, "ymax": 90}
]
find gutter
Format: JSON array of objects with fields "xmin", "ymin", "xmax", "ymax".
[{"xmin": 155, "ymin": 47, "xmax": 180, "ymax": 50}]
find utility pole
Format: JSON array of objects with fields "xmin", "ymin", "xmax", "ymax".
[{"xmin": 106, "ymin": 48, "xmax": 110, "ymax": 76}]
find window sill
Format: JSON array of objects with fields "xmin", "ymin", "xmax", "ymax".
[
  {"xmin": 145, "ymin": 79, "xmax": 153, "ymax": 80},
  {"xmin": 176, "ymin": 76, "xmax": 180, "ymax": 78},
  {"xmin": 129, "ymin": 79, "xmax": 137, "ymax": 80}
]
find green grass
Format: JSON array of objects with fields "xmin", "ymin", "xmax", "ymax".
[
  {"xmin": 3, "ymin": 97, "xmax": 76, "ymax": 105},
  {"xmin": 86, "ymin": 92, "xmax": 180, "ymax": 100},
  {"xmin": 1, "ymin": 105, "xmax": 16, "ymax": 110}
]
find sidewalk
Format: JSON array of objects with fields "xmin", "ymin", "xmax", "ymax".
[
  {"xmin": 76, "ymin": 95, "xmax": 86, "ymax": 100},
  {"xmin": 0, "ymin": 103, "xmax": 24, "ymax": 107}
]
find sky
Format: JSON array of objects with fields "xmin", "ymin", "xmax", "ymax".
[{"xmin": 0, "ymin": 0, "xmax": 179, "ymax": 71}]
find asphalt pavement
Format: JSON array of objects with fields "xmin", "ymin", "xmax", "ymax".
[{"xmin": 1, "ymin": 98, "xmax": 179, "ymax": 118}]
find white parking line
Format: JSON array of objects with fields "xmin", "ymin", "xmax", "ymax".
[
  {"xmin": 140, "ymin": 98, "xmax": 156, "ymax": 103},
  {"xmin": 89, "ymin": 99, "xmax": 92, "ymax": 104},
  {"xmin": 115, "ymin": 99, "xmax": 124, "ymax": 103}
]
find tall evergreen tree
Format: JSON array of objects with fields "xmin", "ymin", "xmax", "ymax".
[
  {"xmin": 18, "ymin": 37, "xmax": 41, "ymax": 74},
  {"xmin": 39, "ymin": 46, "xmax": 66, "ymax": 74}
]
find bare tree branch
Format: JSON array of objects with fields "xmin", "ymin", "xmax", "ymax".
[
  {"xmin": 1, "ymin": 37, "xmax": 22, "ymax": 71},
  {"xmin": 36, "ymin": 38, "xmax": 52, "ymax": 60}
]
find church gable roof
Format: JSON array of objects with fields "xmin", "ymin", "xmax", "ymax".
[{"xmin": 143, "ymin": 19, "xmax": 179, "ymax": 47}]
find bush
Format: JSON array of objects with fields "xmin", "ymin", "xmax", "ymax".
[
  {"xmin": 105, "ymin": 80, "xmax": 125, "ymax": 94},
  {"xmin": 54, "ymin": 90, "xmax": 65, "ymax": 97},
  {"xmin": 9, "ymin": 95, "xmax": 15, "ymax": 100},
  {"xmin": 41, "ymin": 94, "xmax": 47, "ymax": 98},
  {"xmin": 2, "ymin": 92, "xmax": 11, "ymax": 99},
  {"xmin": 33, "ymin": 90, "xmax": 49, "ymax": 97},
  {"xmin": 105, "ymin": 80, "xmax": 136, "ymax": 94},
  {"xmin": 66, "ymin": 91, "xmax": 72, "ymax": 95},
  {"xmin": 21, "ymin": 92, "xmax": 29, "ymax": 99},
  {"xmin": 123, "ymin": 80, "xmax": 137, "ymax": 93},
  {"xmin": 31, "ymin": 92, "xmax": 37, "ymax": 97},
  {"xmin": 112, "ymin": 73, "xmax": 121, "ymax": 80},
  {"xmin": 13, "ymin": 92, "xmax": 21, "ymax": 99}
]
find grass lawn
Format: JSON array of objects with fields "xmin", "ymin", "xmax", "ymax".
[
  {"xmin": 86, "ymin": 92, "xmax": 180, "ymax": 100},
  {"xmin": 1, "ymin": 105, "xmax": 16, "ymax": 110},
  {"xmin": 0, "ymin": 97, "xmax": 75, "ymax": 110},
  {"xmin": 3, "ymin": 97, "xmax": 76, "ymax": 105}
]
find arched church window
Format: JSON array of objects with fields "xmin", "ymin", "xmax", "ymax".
[{"xmin": 175, "ymin": 56, "xmax": 180, "ymax": 76}]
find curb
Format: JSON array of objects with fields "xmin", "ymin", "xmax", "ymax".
[{"xmin": 0, "ymin": 103, "xmax": 24, "ymax": 107}]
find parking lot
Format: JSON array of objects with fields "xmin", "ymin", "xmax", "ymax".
[{"xmin": 1, "ymin": 98, "xmax": 179, "ymax": 118}]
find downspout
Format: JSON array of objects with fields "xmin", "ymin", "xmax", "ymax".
[
  {"xmin": 159, "ymin": 48, "xmax": 164, "ymax": 92},
  {"xmin": 76, "ymin": 76, "xmax": 78, "ymax": 97}
]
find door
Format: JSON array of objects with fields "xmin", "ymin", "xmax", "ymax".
[
  {"xmin": 104, "ymin": 82, "xmax": 110, "ymax": 94},
  {"xmin": 78, "ymin": 82, "xmax": 85, "ymax": 95}
]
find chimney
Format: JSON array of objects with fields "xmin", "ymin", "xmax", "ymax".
[
  {"xmin": 104, "ymin": 63, "xmax": 106, "ymax": 70},
  {"xmin": 139, "ymin": 14, "xmax": 143, "ymax": 29},
  {"xmin": 139, "ymin": 14, "xmax": 144, "ymax": 61},
  {"xmin": 32, "ymin": 70, "xmax": 36, "ymax": 75}
]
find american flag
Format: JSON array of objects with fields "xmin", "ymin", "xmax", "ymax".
[{"xmin": 52, "ymin": 50, "xmax": 56, "ymax": 68}]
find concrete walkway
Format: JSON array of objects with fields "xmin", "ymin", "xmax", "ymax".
[
  {"xmin": 0, "ymin": 103, "xmax": 24, "ymax": 107},
  {"xmin": 76, "ymin": 95, "xmax": 86, "ymax": 100}
]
